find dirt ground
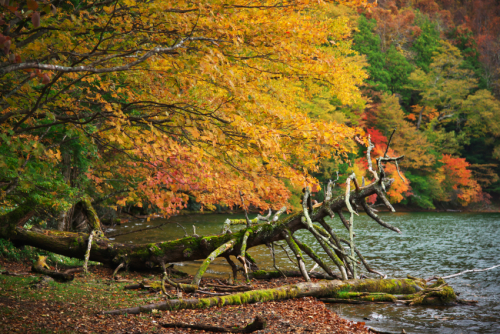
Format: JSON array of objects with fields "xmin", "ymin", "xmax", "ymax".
[{"xmin": 0, "ymin": 258, "xmax": 372, "ymax": 334}]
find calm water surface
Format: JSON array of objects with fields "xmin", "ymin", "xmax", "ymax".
[{"xmin": 110, "ymin": 212, "xmax": 500, "ymax": 334}]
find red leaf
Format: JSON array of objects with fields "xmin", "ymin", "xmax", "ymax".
[
  {"xmin": 42, "ymin": 73, "xmax": 50, "ymax": 84},
  {"xmin": 31, "ymin": 11, "xmax": 40, "ymax": 28}
]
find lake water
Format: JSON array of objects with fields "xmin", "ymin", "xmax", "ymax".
[{"xmin": 109, "ymin": 212, "xmax": 500, "ymax": 334}]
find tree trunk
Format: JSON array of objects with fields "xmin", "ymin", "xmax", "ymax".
[{"xmin": 0, "ymin": 178, "xmax": 393, "ymax": 272}]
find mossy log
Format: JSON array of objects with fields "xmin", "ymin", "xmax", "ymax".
[
  {"xmin": 0, "ymin": 177, "xmax": 395, "ymax": 272},
  {"xmin": 103, "ymin": 278, "xmax": 461, "ymax": 315}
]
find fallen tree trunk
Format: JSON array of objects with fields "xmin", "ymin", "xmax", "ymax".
[
  {"xmin": 103, "ymin": 278, "xmax": 462, "ymax": 315},
  {"xmin": 0, "ymin": 176, "xmax": 395, "ymax": 273}
]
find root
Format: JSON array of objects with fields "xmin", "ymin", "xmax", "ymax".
[
  {"xmin": 345, "ymin": 175, "xmax": 357, "ymax": 278},
  {"xmin": 301, "ymin": 187, "xmax": 348, "ymax": 279},
  {"xmin": 336, "ymin": 210, "xmax": 350, "ymax": 230},
  {"xmin": 339, "ymin": 239, "xmax": 386, "ymax": 279},
  {"xmin": 224, "ymin": 256, "xmax": 239, "ymax": 281},
  {"xmin": 192, "ymin": 239, "xmax": 237, "ymax": 287},
  {"xmin": 250, "ymin": 270, "xmax": 336, "ymax": 280}
]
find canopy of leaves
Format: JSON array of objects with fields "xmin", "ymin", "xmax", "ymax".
[{"xmin": 0, "ymin": 0, "xmax": 371, "ymax": 216}]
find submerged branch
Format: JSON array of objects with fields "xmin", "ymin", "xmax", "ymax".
[{"xmin": 427, "ymin": 264, "xmax": 500, "ymax": 281}]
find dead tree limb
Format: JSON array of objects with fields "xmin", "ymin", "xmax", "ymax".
[
  {"xmin": 239, "ymin": 191, "xmax": 252, "ymax": 228},
  {"xmin": 160, "ymin": 315, "xmax": 266, "ymax": 333},
  {"xmin": 103, "ymin": 278, "xmax": 460, "ymax": 315},
  {"xmin": 267, "ymin": 242, "xmax": 287, "ymax": 279},
  {"xmin": 238, "ymin": 229, "xmax": 252, "ymax": 282},
  {"xmin": 292, "ymin": 235, "xmax": 340, "ymax": 279},
  {"xmin": 282, "ymin": 230, "xmax": 310, "ymax": 282},
  {"xmin": 427, "ymin": 264, "xmax": 500, "ymax": 281},
  {"xmin": 360, "ymin": 201, "xmax": 401, "ymax": 234}
]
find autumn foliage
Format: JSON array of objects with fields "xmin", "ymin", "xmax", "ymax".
[
  {"xmin": 440, "ymin": 155, "xmax": 484, "ymax": 205},
  {"xmin": 2, "ymin": 0, "xmax": 500, "ymax": 217},
  {"xmin": 0, "ymin": 0, "xmax": 372, "ymax": 217}
]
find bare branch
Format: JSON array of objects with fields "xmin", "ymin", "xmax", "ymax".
[
  {"xmin": 427, "ymin": 264, "xmax": 500, "ymax": 281},
  {"xmin": 176, "ymin": 223, "xmax": 188, "ymax": 237},
  {"xmin": 239, "ymin": 191, "xmax": 252, "ymax": 228},
  {"xmin": 384, "ymin": 129, "xmax": 396, "ymax": 158},
  {"xmin": 366, "ymin": 135, "xmax": 378, "ymax": 182},
  {"xmin": 0, "ymin": 37, "xmax": 223, "ymax": 76},
  {"xmin": 360, "ymin": 201, "xmax": 401, "ymax": 234},
  {"xmin": 345, "ymin": 175, "xmax": 357, "ymax": 278},
  {"xmin": 376, "ymin": 189, "xmax": 396, "ymax": 213},
  {"xmin": 272, "ymin": 206, "xmax": 287, "ymax": 222},
  {"xmin": 339, "ymin": 239, "xmax": 386, "ymax": 279}
]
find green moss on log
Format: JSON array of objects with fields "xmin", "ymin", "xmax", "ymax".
[
  {"xmin": 334, "ymin": 292, "xmax": 397, "ymax": 302},
  {"xmin": 342, "ymin": 278, "xmax": 424, "ymax": 295}
]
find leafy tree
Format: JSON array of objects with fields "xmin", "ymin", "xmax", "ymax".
[
  {"xmin": 353, "ymin": 16, "xmax": 390, "ymax": 92},
  {"xmin": 371, "ymin": 93, "xmax": 435, "ymax": 170},
  {"xmin": 410, "ymin": 13, "xmax": 442, "ymax": 73},
  {"xmin": 409, "ymin": 41, "xmax": 479, "ymax": 130},
  {"xmin": 448, "ymin": 24, "xmax": 487, "ymax": 89},
  {"xmin": 0, "ymin": 0, "xmax": 368, "ymax": 220},
  {"xmin": 402, "ymin": 170, "xmax": 442, "ymax": 209},
  {"xmin": 440, "ymin": 154, "xmax": 483, "ymax": 206},
  {"xmin": 353, "ymin": 13, "xmax": 414, "ymax": 105}
]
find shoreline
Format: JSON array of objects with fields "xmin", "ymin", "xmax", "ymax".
[{"xmin": 0, "ymin": 258, "xmax": 372, "ymax": 334}]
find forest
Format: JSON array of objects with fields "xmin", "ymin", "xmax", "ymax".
[{"xmin": 1, "ymin": 0, "xmax": 499, "ymax": 333}]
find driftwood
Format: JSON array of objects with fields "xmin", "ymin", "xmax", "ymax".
[
  {"xmin": 160, "ymin": 315, "xmax": 266, "ymax": 333},
  {"xmin": 426, "ymin": 264, "xmax": 500, "ymax": 281},
  {"xmin": 103, "ymin": 278, "xmax": 463, "ymax": 315}
]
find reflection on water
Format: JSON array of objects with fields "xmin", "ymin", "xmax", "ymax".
[{"xmin": 112, "ymin": 212, "xmax": 500, "ymax": 334}]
